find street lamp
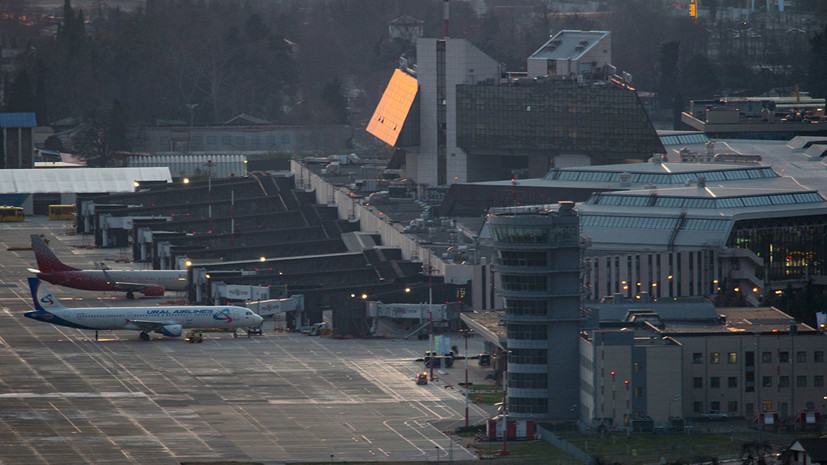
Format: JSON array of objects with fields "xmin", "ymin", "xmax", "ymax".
[{"xmin": 460, "ymin": 329, "xmax": 473, "ymax": 427}]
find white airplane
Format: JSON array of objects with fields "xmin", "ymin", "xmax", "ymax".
[
  {"xmin": 25, "ymin": 278, "xmax": 263, "ymax": 341},
  {"xmin": 29, "ymin": 234, "xmax": 188, "ymax": 299}
]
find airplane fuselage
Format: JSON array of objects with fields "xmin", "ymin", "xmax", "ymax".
[
  {"xmin": 25, "ymin": 305, "xmax": 256, "ymax": 331},
  {"xmin": 36, "ymin": 269, "xmax": 188, "ymax": 292}
]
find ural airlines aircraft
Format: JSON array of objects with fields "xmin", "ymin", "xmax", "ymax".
[
  {"xmin": 25, "ymin": 278, "xmax": 263, "ymax": 340},
  {"xmin": 29, "ymin": 234, "xmax": 187, "ymax": 299}
]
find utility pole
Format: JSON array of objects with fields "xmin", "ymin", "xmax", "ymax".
[{"xmin": 205, "ymin": 159, "xmax": 215, "ymax": 232}]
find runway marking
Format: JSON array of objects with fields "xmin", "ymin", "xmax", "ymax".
[
  {"xmin": 49, "ymin": 402, "xmax": 82, "ymax": 433},
  {"xmin": 0, "ymin": 392, "xmax": 148, "ymax": 399}
]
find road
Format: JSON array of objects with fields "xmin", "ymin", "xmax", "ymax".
[{"xmin": 0, "ymin": 218, "xmax": 495, "ymax": 464}]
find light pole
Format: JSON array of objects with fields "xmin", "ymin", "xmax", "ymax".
[
  {"xmin": 204, "ymin": 159, "xmax": 216, "ymax": 232},
  {"xmin": 460, "ymin": 329, "xmax": 473, "ymax": 427},
  {"xmin": 185, "ymin": 103, "xmax": 199, "ymax": 127}
]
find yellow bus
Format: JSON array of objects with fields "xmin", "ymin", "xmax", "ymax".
[
  {"xmin": 0, "ymin": 206, "xmax": 24, "ymax": 222},
  {"xmin": 48, "ymin": 204, "xmax": 76, "ymax": 220}
]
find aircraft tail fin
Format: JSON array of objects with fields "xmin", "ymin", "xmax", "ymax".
[
  {"xmin": 28, "ymin": 278, "xmax": 68, "ymax": 312},
  {"xmin": 31, "ymin": 235, "xmax": 78, "ymax": 273}
]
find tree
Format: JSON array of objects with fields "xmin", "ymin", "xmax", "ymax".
[
  {"xmin": 658, "ymin": 41, "xmax": 680, "ymax": 109},
  {"xmin": 5, "ymin": 70, "xmax": 33, "ymax": 112},
  {"xmin": 72, "ymin": 118, "xmax": 112, "ymax": 167},
  {"xmin": 682, "ymin": 54, "xmax": 720, "ymax": 100},
  {"xmin": 806, "ymin": 26, "xmax": 827, "ymax": 99},
  {"xmin": 322, "ymin": 78, "xmax": 349, "ymax": 125},
  {"xmin": 740, "ymin": 440, "xmax": 773, "ymax": 465}
]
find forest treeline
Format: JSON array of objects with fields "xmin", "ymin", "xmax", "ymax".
[{"xmin": 2, "ymin": 0, "xmax": 826, "ymax": 132}]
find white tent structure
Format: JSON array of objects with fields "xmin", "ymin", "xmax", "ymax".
[{"xmin": 0, "ymin": 167, "xmax": 171, "ymax": 214}]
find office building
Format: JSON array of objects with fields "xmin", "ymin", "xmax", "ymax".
[{"xmin": 368, "ymin": 31, "xmax": 663, "ymax": 186}]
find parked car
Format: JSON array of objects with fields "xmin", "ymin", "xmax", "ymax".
[
  {"xmin": 478, "ymin": 354, "xmax": 491, "ymax": 366},
  {"xmin": 700, "ymin": 411, "xmax": 729, "ymax": 421}
]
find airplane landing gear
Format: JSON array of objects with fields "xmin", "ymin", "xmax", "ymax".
[
  {"xmin": 139, "ymin": 331, "xmax": 150, "ymax": 341},
  {"xmin": 126, "ymin": 291, "xmax": 135, "ymax": 300}
]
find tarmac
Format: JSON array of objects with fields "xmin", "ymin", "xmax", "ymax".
[{"xmin": 0, "ymin": 217, "xmax": 499, "ymax": 464}]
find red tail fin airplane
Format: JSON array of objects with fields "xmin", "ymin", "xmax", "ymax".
[{"xmin": 28, "ymin": 234, "xmax": 188, "ymax": 299}]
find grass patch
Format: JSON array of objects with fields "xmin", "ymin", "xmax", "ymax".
[
  {"xmin": 467, "ymin": 383, "xmax": 498, "ymax": 392},
  {"xmin": 469, "ymin": 391, "xmax": 503, "ymax": 405},
  {"xmin": 475, "ymin": 440, "xmax": 567, "ymax": 463},
  {"xmin": 554, "ymin": 430, "xmax": 797, "ymax": 465}
]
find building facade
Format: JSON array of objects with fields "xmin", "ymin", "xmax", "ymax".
[
  {"xmin": 368, "ymin": 33, "xmax": 662, "ymax": 186},
  {"xmin": 488, "ymin": 202, "xmax": 581, "ymax": 419},
  {"xmin": 0, "ymin": 112, "xmax": 36, "ymax": 169}
]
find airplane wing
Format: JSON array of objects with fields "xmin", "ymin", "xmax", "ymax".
[
  {"xmin": 112, "ymin": 281, "xmax": 152, "ymax": 292},
  {"xmin": 123, "ymin": 319, "xmax": 168, "ymax": 332}
]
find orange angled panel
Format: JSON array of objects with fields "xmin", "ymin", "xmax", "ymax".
[{"xmin": 367, "ymin": 69, "xmax": 418, "ymax": 146}]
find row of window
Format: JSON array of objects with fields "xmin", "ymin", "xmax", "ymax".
[
  {"xmin": 580, "ymin": 215, "xmax": 730, "ymax": 231},
  {"xmin": 660, "ymin": 133, "xmax": 709, "ymax": 146},
  {"xmin": 693, "ymin": 350, "xmax": 825, "ymax": 364},
  {"xmin": 546, "ymin": 167, "xmax": 776, "ymax": 184},
  {"xmin": 508, "ymin": 372, "xmax": 548, "ymax": 389},
  {"xmin": 507, "ymin": 324, "xmax": 548, "ymax": 340},
  {"xmin": 505, "ymin": 299, "xmax": 548, "ymax": 316},
  {"xmin": 694, "ymin": 375, "xmax": 825, "ymax": 389},
  {"xmin": 490, "ymin": 225, "xmax": 578, "ymax": 244},
  {"xmin": 588, "ymin": 192, "xmax": 822, "ymax": 209}
]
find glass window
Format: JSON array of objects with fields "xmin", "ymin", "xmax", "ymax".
[
  {"xmin": 634, "ymin": 387, "xmax": 644, "ymax": 398},
  {"xmin": 693, "ymin": 377, "xmax": 703, "ymax": 388},
  {"xmin": 728, "ymin": 352, "xmax": 737, "ymax": 363},
  {"xmin": 507, "ymin": 323, "xmax": 547, "ymax": 340},
  {"xmin": 711, "ymin": 401, "xmax": 720, "ymax": 411},
  {"xmin": 710, "ymin": 352, "xmax": 720, "ymax": 364},
  {"xmin": 634, "ymin": 363, "xmax": 644, "ymax": 373},
  {"xmin": 779, "ymin": 376, "xmax": 790, "ymax": 387},
  {"xmin": 509, "ymin": 372, "xmax": 548, "ymax": 389},
  {"xmin": 779, "ymin": 352, "xmax": 789, "ymax": 363},
  {"xmin": 762, "ymin": 351, "xmax": 772, "ymax": 363},
  {"xmin": 710, "ymin": 377, "xmax": 720, "ymax": 388},
  {"xmin": 796, "ymin": 351, "xmax": 806, "ymax": 363},
  {"xmin": 762, "ymin": 376, "xmax": 772, "ymax": 388},
  {"xmin": 693, "ymin": 401, "xmax": 703, "ymax": 413},
  {"xmin": 797, "ymin": 376, "xmax": 807, "ymax": 387},
  {"xmin": 728, "ymin": 377, "xmax": 737, "ymax": 388},
  {"xmin": 693, "ymin": 353, "xmax": 703, "ymax": 364},
  {"xmin": 816, "ymin": 351, "xmax": 824, "ymax": 363},
  {"xmin": 815, "ymin": 375, "xmax": 824, "ymax": 387},
  {"xmin": 728, "ymin": 401, "xmax": 738, "ymax": 414}
]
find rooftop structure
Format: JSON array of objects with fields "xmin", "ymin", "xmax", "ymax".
[
  {"xmin": 527, "ymin": 30, "xmax": 611, "ymax": 79},
  {"xmin": 681, "ymin": 96, "xmax": 827, "ymax": 140},
  {"xmin": 367, "ymin": 33, "xmax": 661, "ymax": 186}
]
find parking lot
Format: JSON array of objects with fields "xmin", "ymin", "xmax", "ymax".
[{"xmin": 0, "ymin": 218, "xmax": 496, "ymax": 464}]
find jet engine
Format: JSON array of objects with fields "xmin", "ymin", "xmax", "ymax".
[
  {"xmin": 141, "ymin": 285, "xmax": 165, "ymax": 296},
  {"xmin": 161, "ymin": 324, "xmax": 183, "ymax": 337}
]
